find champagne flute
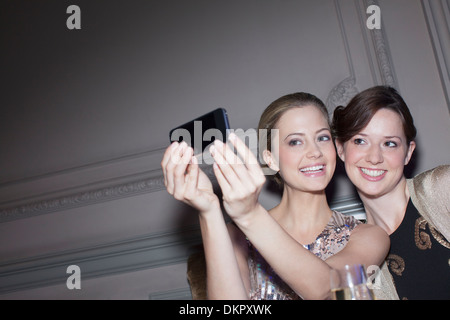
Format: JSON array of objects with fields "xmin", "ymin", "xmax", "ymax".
[{"xmin": 330, "ymin": 264, "xmax": 374, "ymax": 300}]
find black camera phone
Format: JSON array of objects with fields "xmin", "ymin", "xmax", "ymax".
[{"xmin": 169, "ymin": 108, "xmax": 230, "ymax": 155}]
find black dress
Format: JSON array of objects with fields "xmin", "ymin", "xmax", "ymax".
[{"xmin": 388, "ymin": 199, "xmax": 450, "ymax": 300}]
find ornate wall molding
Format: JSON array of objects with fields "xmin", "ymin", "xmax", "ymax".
[
  {"xmin": 0, "ymin": 195, "xmax": 363, "ymax": 296},
  {"xmin": 422, "ymin": 0, "xmax": 450, "ymax": 112},
  {"xmin": 0, "ymin": 141, "xmax": 217, "ymax": 223},
  {"xmin": 0, "ymin": 170, "xmax": 166, "ymax": 223},
  {"xmin": 0, "ymin": 146, "xmax": 169, "ymax": 222},
  {"xmin": 364, "ymin": 0, "xmax": 399, "ymax": 89},
  {"xmin": 326, "ymin": 0, "xmax": 359, "ymax": 110},
  {"xmin": 0, "ymin": 153, "xmax": 221, "ymax": 223},
  {"xmin": 326, "ymin": 0, "xmax": 399, "ymax": 110},
  {"xmin": 0, "ymin": 226, "xmax": 202, "ymax": 295},
  {"xmin": 326, "ymin": 76, "xmax": 359, "ymax": 111}
]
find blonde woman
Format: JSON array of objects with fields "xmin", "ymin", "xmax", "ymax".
[{"xmin": 162, "ymin": 93, "xmax": 389, "ymax": 299}]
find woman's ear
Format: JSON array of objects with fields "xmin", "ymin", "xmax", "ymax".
[
  {"xmin": 262, "ymin": 149, "xmax": 280, "ymax": 172},
  {"xmin": 404, "ymin": 140, "xmax": 416, "ymax": 165},
  {"xmin": 335, "ymin": 140, "xmax": 345, "ymax": 162}
]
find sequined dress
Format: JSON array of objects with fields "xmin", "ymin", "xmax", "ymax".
[{"xmin": 247, "ymin": 210, "xmax": 361, "ymax": 300}]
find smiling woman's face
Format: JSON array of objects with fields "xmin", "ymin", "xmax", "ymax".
[
  {"xmin": 336, "ymin": 108, "xmax": 415, "ymax": 198},
  {"xmin": 266, "ymin": 105, "xmax": 336, "ymax": 193}
]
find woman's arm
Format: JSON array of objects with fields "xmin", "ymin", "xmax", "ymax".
[
  {"xmin": 198, "ymin": 212, "xmax": 249, "ymax": 299},
  {"xmin": 161, "ymin": 141, "xmax": 249, "ymax": 299},
  {"xmin": 210, "ymin": 134, "xmax": 390, "ymax": 299},
  {"xmin": 231, "ymin": 202, "xmax": 390, "ymax": 300},
  {"xmin": 326, "ymin": 223, "xmax": 390, "ymax": 269}
]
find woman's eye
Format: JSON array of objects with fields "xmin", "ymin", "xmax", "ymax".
[
  {"xmin": 318, "ymin": 135, "xmax": 331, "ymax": 142},
  {"xmin": 288, "ymin": 139, "xmax": 302, "ymax": 146},
  {"xmin": 353, "ymin": 138, "xmax": 366, "ymax": 145},
  {"xmin": 385, "ymin": 141, "xmax": 398, "ymax": 148}
]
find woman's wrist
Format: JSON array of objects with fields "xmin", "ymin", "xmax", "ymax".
[
  {"xmin": 198, "ymin": 201, "xmax": 222, "ymax": 219},
  {"xmin": 232, "ymin": 203, "xmax": 266, "ymax": 231}
]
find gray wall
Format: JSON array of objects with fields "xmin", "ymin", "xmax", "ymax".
[{"xmin": 0, "ymin": 0, "xmax": 449, "ymax": 299}]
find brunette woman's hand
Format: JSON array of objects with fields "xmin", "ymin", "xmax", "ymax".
[
  {"xmin": 161, "ymin": 141, "xmax": 220, "ymax": 213},
  {"xmin": 210, "ymin": 133, "xmax": 266, "ymax": 223}
]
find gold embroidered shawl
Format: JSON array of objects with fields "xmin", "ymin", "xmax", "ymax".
[{"xmin": 407, "ymin": 165, "xmax": 450, "ymax": 242}]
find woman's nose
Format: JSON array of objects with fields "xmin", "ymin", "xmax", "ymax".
[
  {"xmin": 306, "ymin": 142, "xmax": 323, "ymax": 159},
  {"xmin": 365, "ymin": 144, "xmax": 384, "ymax": 164}
]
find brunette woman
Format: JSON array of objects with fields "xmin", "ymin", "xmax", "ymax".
[{"xmin": 332, "ymin": 86, "xmax": 450, "ymax": 299}]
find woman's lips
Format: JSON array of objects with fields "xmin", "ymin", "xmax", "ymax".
[{"xmin": 359, "ymin": 167, "xmax": 387, "ymax": 181}]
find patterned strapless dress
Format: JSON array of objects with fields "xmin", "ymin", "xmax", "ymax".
[{"xmin": 247, "ymin": 210, "xmax": 361, "ymax": 300}]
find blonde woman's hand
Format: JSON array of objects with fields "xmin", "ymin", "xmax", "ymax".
[
  {"xmin": 210, "ymin": 133, "xmax": 266, "ymax": 223},
  {"xmin": 161, "ymin": 141, "xmax": 220, "ymax": 213}
]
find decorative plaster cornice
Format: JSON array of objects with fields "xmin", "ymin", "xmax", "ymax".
[
  {"xmin": 0, "ymin": 195, "xmax": 364, "ymax": 296},
  {"xmin": 0, "ymin": 171, "xmax": 164, "ymax": 223},
  {"xmin": 0, "ymin": 164, "xmax": 217, "ymax": 224},
  {"xmin": 366, "ymin": 0, "xmax": 398, "ymax": 88},
  {"xmin": 422, "ymin": 0, "xmax": 450, "ymax": 112},
  {"xmin": 327, "ymin": 0, "xmax": 399, "ymax": 110},
  {"xmin": 326, "ymin": 0, "xmax": 359, "ymax": 110},
  {"xmin": 0, "ymin": 226, "xmax": 203, "ymax": 295},
  {"xmin": 327, "ymin": 76, "xmax": 359, "ymax": 111}
]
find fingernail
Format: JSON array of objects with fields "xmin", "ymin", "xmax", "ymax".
[
  {"xmin": 228, "ymin": 132, "xmax": 236, "ymax": 141},
  {"xmin": 210, "ymin": 145, "xmax": 215, "ymax": 156},
  {"xmin": 214, "ymin": 139, "xmax": 223, "ymax": 146}
]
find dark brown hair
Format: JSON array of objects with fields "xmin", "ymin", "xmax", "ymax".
[
  {"xmin": 332, "ymin": 86, "xmax": 417, "ymax": 145},
  {"xmin": 258, "ymin": 92, "xmax": 329, "ymax": 187}
]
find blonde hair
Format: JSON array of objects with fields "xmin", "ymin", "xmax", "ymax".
[{"xmin": 258, "ymin": 92, "xmax": 330, "ymax": 187}]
